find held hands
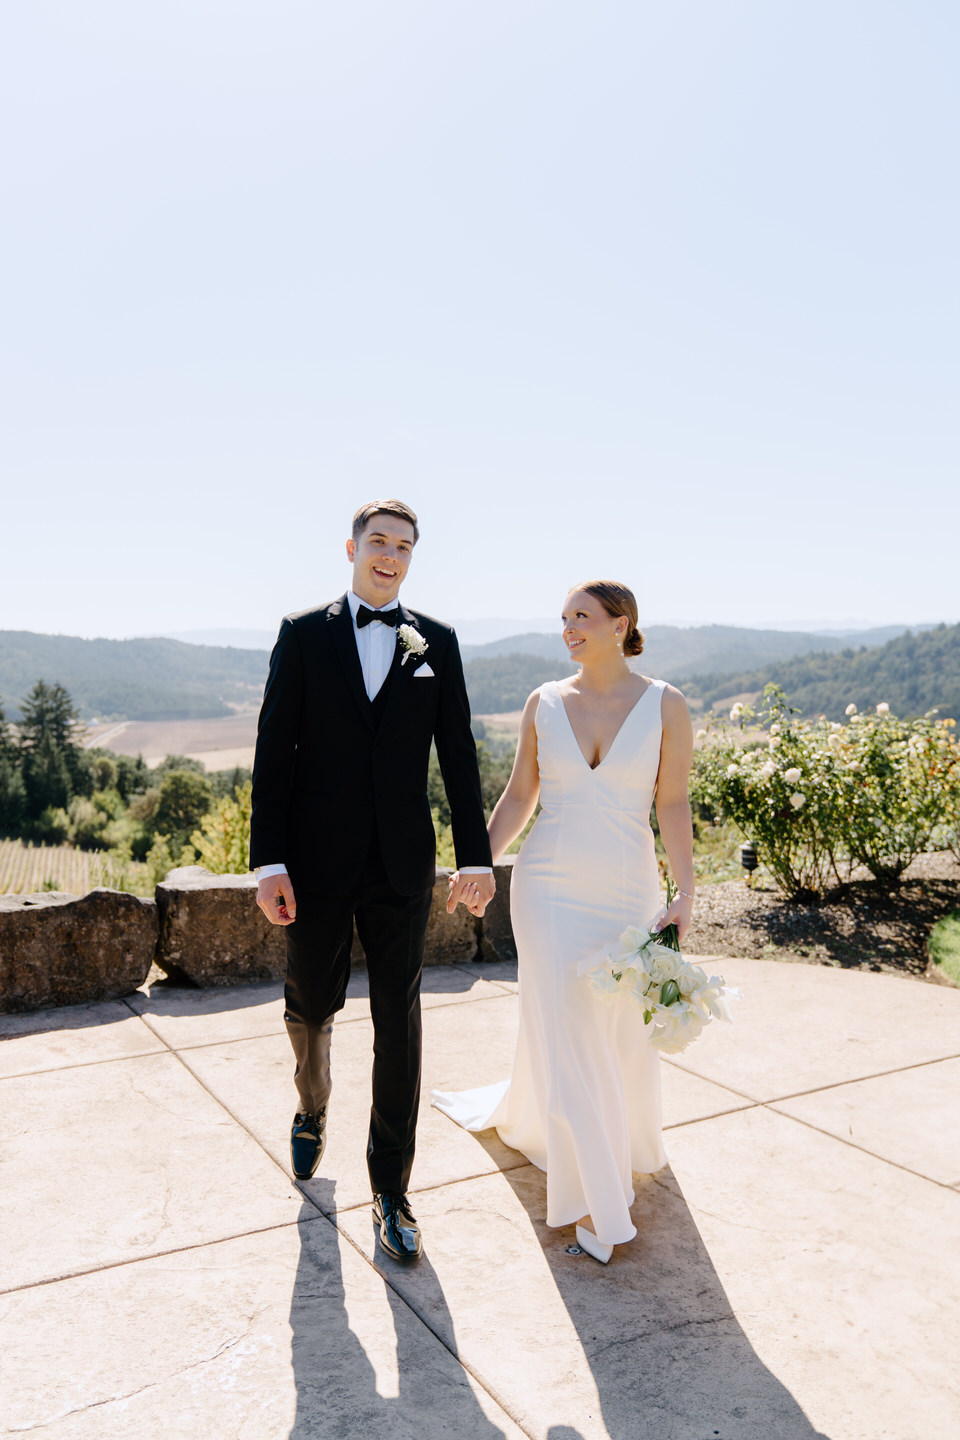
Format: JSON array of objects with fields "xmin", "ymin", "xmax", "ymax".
[
  {"xmin": 257, "ymin": 872, "xmax": 297, "ymax": 926},
  {"xmin": 447, "ymin": 870, "xmax": 496, "ymax": 918}
]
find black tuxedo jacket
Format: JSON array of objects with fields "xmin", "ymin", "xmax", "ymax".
[{"xmin": 249, "ymin": 595, "xmax": 492, "ymax": 895}]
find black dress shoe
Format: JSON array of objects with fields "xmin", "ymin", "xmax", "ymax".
[
  {"xmin": 372, "ymin": 1192, "xmax": 423, "ymax": 1260},
  {"xmin": 290, "ymin": 1109, "xmax": 326, "ymax": 1179}
]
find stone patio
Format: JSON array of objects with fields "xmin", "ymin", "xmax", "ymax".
[{"xmin": 2, "ymin": 955, "xmax": 959, "ymax": 1439}]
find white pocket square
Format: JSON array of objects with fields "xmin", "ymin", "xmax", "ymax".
[{"xmin": 414, "ymin": 663, "xmax": 435, "ymax": 678}]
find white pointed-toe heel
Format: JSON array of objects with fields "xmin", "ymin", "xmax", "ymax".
[{"xmin": 576, "ymin": 1225, "xmax": 614, "ymax": 1264}]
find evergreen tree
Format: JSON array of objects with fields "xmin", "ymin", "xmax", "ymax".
[
  {"xmin": 17, "ymin": 679, "xmax": 92, "ymax": 801},
  {"xmin": 0, "ymin": 756, "xmax": 27, "ymax": 831},
  {"xmin": 18, "ymin": 680, "xmax": 82, "ymax": 751},
  {"xmin": 21, "ymin": 732, "xmax": 72, "ymax": 815},
  {"xmin": 0, "ymin": 706, "xmax": 26, "ymax": 831}
]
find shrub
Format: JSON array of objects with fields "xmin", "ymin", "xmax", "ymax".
[
  {"xmin": 432, "ymin": 807, "xmax": 457, "ymax": 869},
  {"xmin": 151, "ymin": 769, "xmax": 214, "ymax": 847},
  {"xmin": 144, "ymin": 835, "xmax": 196, "ymax": 887},
  {"xmin": 29, "ymin": 805, "xmax": 71, "ymax": 845},
  {"xmin": 190, "ymin": 782, "xmax": 252, "ymax": 874},
  {"xmin": 691, "ymin": 686, "xmax": 960, "ymax": 899},
  {"xmin": 838, "ymin": 707, "xmax": 958, "ymax": 883}
]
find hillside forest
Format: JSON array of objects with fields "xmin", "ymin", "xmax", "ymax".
[
  {"xmin": 0, "ymin": 680, "xmax": 515, "ymax": 892},
  {"xmin": 4, "ymin": 621, "xmax": 955, "ymax": 725}
]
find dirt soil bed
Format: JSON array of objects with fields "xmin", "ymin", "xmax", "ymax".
[{"xmin": 685, "ymin": 851, "xmax": 960, "ymax": 982}]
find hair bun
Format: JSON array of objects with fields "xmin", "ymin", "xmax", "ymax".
[{"xmin": 624, "ymin": 624, "xmax": 644, "ymax": 658}]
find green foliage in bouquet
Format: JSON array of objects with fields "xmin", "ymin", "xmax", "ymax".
[{"xmin": 691, "ymin": 685, "xmax": 960, "ymax": 900}]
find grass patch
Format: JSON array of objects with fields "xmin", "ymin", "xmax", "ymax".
[{"xmin": 928, "ymin": 910, "xmax": 960, "ymax": 985}]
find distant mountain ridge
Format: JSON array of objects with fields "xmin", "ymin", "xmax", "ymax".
[
  {"xmin": 0, "ymin": 632, "xmax": 267, "ymax": 721},
  {"xmin": 460, "ymin": 624, "xmax": 917, "ymax": 676},
  {"xmin": 687, "ymin": 622, "xmax": 960, "ymax": 721},
  {"xmin": 0, "ymin": 622, "xmax": 942, "ymax": 725}
]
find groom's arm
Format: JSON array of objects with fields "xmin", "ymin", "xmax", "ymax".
[
  {"xmin": 433, "ymin": 628, "xmax": 494, "ymax": 877},
  {"xmin": 250, "ymin": 617, "xmax": 302, "ymax": 873}
]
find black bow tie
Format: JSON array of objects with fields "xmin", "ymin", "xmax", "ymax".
[{"xmin": 356, "ymin": 604, "xmax": 400, "ymax": 629}]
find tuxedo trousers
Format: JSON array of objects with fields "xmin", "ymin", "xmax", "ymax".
[{"xmin": 283, "ymin": 835, "xmax": 433, "ymax": 1195}]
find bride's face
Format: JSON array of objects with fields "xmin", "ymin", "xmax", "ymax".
[{"xmin": 562, "ymin": 590, "xmax": 625, "ymax": 661}]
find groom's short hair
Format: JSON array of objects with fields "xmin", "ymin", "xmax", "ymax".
[{"xmin": 352, "ymin": 499, "xmax": 420, "ymax": 545}]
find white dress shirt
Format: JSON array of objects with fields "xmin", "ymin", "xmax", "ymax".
[{"xmin": 255, "ymin": 591, "xmax": 491, "ymax": 879}]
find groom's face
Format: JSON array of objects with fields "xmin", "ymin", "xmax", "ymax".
[{"xmin": 346, "ymin": 514, "xmax": 416, "ymax": 607}]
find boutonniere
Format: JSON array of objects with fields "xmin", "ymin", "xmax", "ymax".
[{"xmin": 398, "ymin": 623, "xmax": 428, "ymax": 666}]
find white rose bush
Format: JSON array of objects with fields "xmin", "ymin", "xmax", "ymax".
[{"xmin": 691, "ymin": 685, "xmax": 960, "ymax": 899}]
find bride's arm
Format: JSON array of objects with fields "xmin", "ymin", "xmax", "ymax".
[
  {"xmin": 654, "ymin": 685, "xmax": 696, "ymax": 941},
  {"xmin": 486, "ymin": 690, "xmax": 542, "ymax": 863}
]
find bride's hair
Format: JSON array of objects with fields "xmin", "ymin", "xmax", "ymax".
[{"xmin": 576, "ymin": 580, "xmax": 645, "ymax": 657}]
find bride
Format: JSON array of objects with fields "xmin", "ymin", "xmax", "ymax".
[{"xmin": 433, "ymin": 580, "xmax": 695, "ymax": 1263}]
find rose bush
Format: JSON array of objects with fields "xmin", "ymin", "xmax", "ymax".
[{"xmin": 691, "ymin": 686, "xmax": 960, "ymax": 899}]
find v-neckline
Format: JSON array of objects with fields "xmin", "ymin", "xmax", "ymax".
[{"xmin": 554, "ymin": 679, "xmax": 656, "ymax": 772}]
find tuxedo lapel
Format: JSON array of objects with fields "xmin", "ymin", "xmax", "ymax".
[
  {"xmin": 327, "ymin": 595, "xmax": 375, "ymax": 731},
  {"xmin": 377, "ymin": 602, "xmax": 420, "ymax": 733}
]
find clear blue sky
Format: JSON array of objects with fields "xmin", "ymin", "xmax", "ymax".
[{"xmin": 2, "ymin": 1, "xmax": 957, "ymax": 638}]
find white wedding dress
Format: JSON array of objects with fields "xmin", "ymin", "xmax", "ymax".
[{"xmin": 432, "ymin": 678, "xmax": 668, "ymax": 1245}]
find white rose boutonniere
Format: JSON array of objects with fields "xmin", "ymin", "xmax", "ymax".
[{"xmin": 398, "ymin": 623, "xmax": 428, "ymax": 666}]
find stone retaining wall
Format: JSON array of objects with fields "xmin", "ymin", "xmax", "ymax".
[{"xmin": 0, "ymin": 858, "xmax": 517, "ymax": 1013}]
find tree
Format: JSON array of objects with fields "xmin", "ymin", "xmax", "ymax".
[
  {"xmin": 21, "ymin": 733, "xmax": 72, "ymax": 816},
  {"xmin": 17, "ymin": 680, "xmax": 92, "ymax": 800},
  {"xmin": 0, "ymin": 756, "xmax": 26, "ymax": 831},
  {"xmin": 152, "ymin": 768, "xmax": 214, "ymax": 847},
  {"xmin": 191, "ymin": 782, "xmax": 252, "ymax": 873},
  {"xmin": 152, "ymin": 754, "xmax": 206, "ymax": 780}
]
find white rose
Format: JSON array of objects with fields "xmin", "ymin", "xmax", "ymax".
[
  {"xmin": 789, "ymin": 792, "xmax": 806, "ymax": 809},
  {"xmin": 769, "ymin": 723, "xmax": 780, "ymax": 736},
  {"xmin": 783, "ymin": 767, "xmax": 802, "ymax": 784},
  {"xmin": 876, "ymin": 702, "xmax": 890, "ymax": 716},
  {"xmin": 828, "ymin": 733, "xmax": 843, "ymax": 749},
  {"xmin": 845, "ymin": 703, "xmax": 857, "ymax": 716},
  {"xmin": 648, "ymin": 947, "xmax": 682, "ymax": 985},
  {"xmin": 759, "ymin": 759, "xmax": 777, "ymax": 780},
  {"xmin": 696, "ymin": 729, "xmax": 707, "ymax": 740},
  {"xmin": 618, "ymin": 925, "xmax": 648, "ymax": 955},
  {"xmin": 726, "ymin": 762, "xmax": 740, "ymax": 777},
  {"xmin": 729, "ymin": 703, "xmax": 744, "ymax": 721}
]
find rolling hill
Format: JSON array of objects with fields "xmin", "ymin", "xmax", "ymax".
[
  {"xmin": 460, "ymin": 623, "xmax": 917, "ymax": 676},
  {"xmin": 0, "ymin": 622, "xmax": 946, "ymax": 728},
  {"xmin": 687, "ymin": 623, "xmax": 960, "ymax": 720},
  {"xmin": 0, "ymin": 632, "xmax": 268, "ymax": 721}
]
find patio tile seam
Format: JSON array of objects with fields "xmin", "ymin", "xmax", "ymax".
[
  {"xmin": 760, "ymin": 1104, "xmax": 960, "ymax": 1193},
  {"xmin": 328, "ymin": 1207, "xmax": 538, "ymax": 1440},
  {"xmin": 331, "ymin": 1160, "xmax": 541, "ymax": 1217},
  {"xmin": 0, "ymin": 1047, "xmax": 169, "ymax": 1081},
  {"xmin": 0, "ymin": 1215, "xmax": 327, "ymax": 1299},
  {"xmin": 106, "ymin": 1003, "xmax": 336, "ymax": 1214},
  {"xmin": 663, "ymin": 1102, "xmax": 762, "ymax": 1131},
  {"xmin": 662, "ymin": 1047, "xmax": 960, "ymax": 1108}
]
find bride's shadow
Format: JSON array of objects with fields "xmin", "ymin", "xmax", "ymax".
[{"xmin": 473, "ymin": 1140, "xmax": 833, "ymax": 1440}]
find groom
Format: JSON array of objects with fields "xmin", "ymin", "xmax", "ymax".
[{"xmin": 250, "ymin": 499, "xmax": 495, "ymax": 1260}]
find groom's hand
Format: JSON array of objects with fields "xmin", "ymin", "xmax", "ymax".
[
  {"xmin": 257, "ymin": 872, "xmax": 297, "ymax": 925},
  {"xmin": 447, "ymin": 871, "xmax": 496, "ymax": 918}
]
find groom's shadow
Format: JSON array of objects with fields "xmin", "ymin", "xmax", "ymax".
[
  {"xmin": 473, "ymin": 1142, "xmax": 833, "ymax": 1440},
  {"xmin": 288, "ymin": 1180, "xmax": 511, "ymax": 1439}
]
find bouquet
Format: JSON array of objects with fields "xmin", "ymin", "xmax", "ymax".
[{"xmin": 577, "ymin": 882, "xmax": 740, "ymax": 1054}]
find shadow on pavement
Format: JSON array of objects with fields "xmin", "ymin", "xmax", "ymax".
[
  {"xmin": 490, "ymin": 1149, "xmax": 833, "ymax": 1440},
  {"xmin": 288, "ymin": 1185, "xmax": 513, "ymax": 1440}
]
